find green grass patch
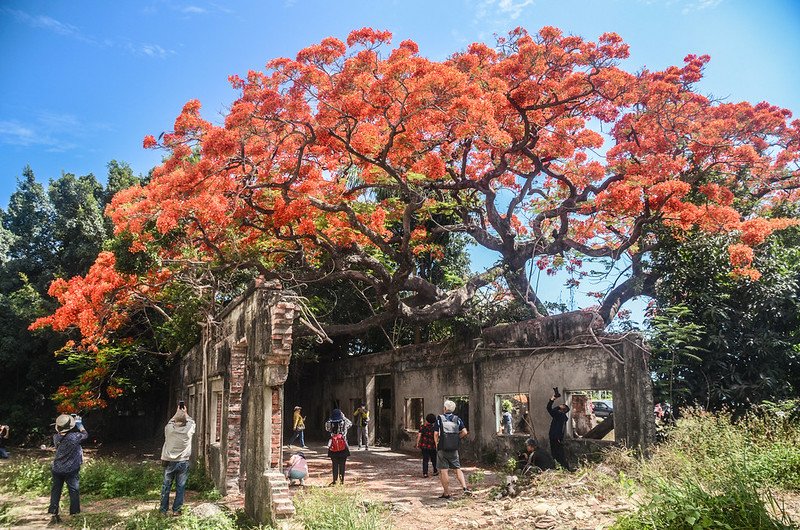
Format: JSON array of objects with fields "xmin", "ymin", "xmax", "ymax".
[
  {"xmin": 293, "ymin": 487, "xmax": 391, "ymax": 529},
  {"xmin": 66, "ymin": 511, "xmax": 125, "ymax": 529},
  {"xmin": 0, "ymin": 458, "xmax": 217, "ymax": 499},
  {"xmin": 0, "ymin": 503, "xmax": 17, "ymax": 527}
]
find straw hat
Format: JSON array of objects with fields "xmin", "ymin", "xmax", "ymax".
[{"xmin": 55, "ymin": 414, "xmax": 76, "ymax": 434}]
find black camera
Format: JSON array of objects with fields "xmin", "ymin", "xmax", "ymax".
[
  {"xmin": 553, "ymin": 387, "xmax": 561, "ymax": 398},
  {"xmin": 178, "ymin": 400, "xmax": 185, "ymax": 410}
]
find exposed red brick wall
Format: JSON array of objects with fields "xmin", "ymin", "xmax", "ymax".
[
  {"xmin": 270, "ymin": 387, "xmax": 281, "ymax": 467},
  {"xmin": 225, "ymin": 345, "xmax": 246, "ymax": 492}
]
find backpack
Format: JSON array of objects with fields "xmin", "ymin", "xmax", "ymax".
[
  {"xmin": 329, "ymin": 433, "xmax": 347, "ymax": 452},
  {"xmin": 438, "ymin": 414, "xmax": 461, "ymax": 451}
]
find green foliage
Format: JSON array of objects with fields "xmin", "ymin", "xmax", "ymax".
[
  {"xmin": 0, "ymin": 458, "xmax": 51, "ymax": 495},
  {"xmin": 468, "ymin": 469, "xmax": 486, "ymax": 485},
  {"xmin": 610, "ymin": 405, "xmax": 800, "ymax": 529},
  {"xmin": 648, "ymin": 304, "xmax": 707, "ymax": 406},
  {"xmin": 121, "ymin": 511, "xmax": 239, "ymax": 530},
  {"xmin": 66, "ymin": 512, "xmax": 124, "ymax": 529},
  {"xmin": 503, "ymin": 457, "xmax": 518, "ymax": 476},
  {"xmin": 649, "ymin": 220, "xmax": 800, "ymax": 412},
  {"xmin": 0, "ymin": 458, "xmax": 215, "ymax": 499},
  {"xmin": 0, "ymin": 503, "xmax": 16, "ymax": 527},
  {"xmin": 293, "ymin": 487, "xmax": 391, "ymax": 529},
  {"xmin": 612, "ymin": 471, "xmax": 793, "ymax": 530},
  {"xmin": 0, "ymin": 164, "xmax": 157, "ymax": 441},
  {"xmin": 81, "ymin": 459, "xmax": 163, "ymax": 498}
]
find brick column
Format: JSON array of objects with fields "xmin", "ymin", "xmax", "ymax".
[
  {"xmin": 267, "ymin": 301, "xmax": 296, "ymax": 469},
  {"xmin": 224, "ymin": 344, "xmax": 247, "ymax": 494},
  {"xmin": 270, "ymin": 387, "xmax": 282, "ymax": 467}
]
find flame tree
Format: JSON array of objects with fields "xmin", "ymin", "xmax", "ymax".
[{"xmin": 33, "ymin": 27, "xmax": 800, "ymax": 410}]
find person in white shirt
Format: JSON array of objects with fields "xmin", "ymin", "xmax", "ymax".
[{"xmin": 160, "ymin": 404, "xmax": 196, "ymax": 515}]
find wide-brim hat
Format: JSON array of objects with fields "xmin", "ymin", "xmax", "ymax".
[
  {"xmin": 330, "ymin": 409, "xmax": 344, "ymax": 422},
  {"xmin": 55, "ymin": 414, "xmax": 76, "ymax": 434}
]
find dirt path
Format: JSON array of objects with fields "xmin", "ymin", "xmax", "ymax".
[
  {"xmin": 295, "ymin": 442, "xmax": 500, "ymax": 502},
  {"xmin": 289, "ymin": 443, "xmax": 629, "ymax": 529}
]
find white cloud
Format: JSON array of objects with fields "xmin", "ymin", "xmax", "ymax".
[
  {"xmin": 496, "ymin": 0, "xmax": 535, "ymax": 20},
  {"xmin": 0, "ymin": 112, "xmax": 108, "ymax": 152},
  {"xmin": 6, "ymin": 8, "xmax": 176, "ymax": 59},
  {"xmin": 0, "ymin": 121, "xmax": 39, "ymax": 146},
  {"xmin": 471, "ymin": 0, "xmax": 536, "ymax": 37},
  {"xmin": 181, "ymin": 5, "xmax": 208, "ymax": 14},
  {"xmin": 681, "ymin": 0, "xmax": 723, "ymax": 14},
  {"xmin": 635, "ymin": 0, "xmax": 725, "ymax": 14},
  {"xmin": 125, "ymin": 42, "xmax": 172, "ymax": 59},
  {"xmin": 6, "ymin": 8, "xmax": 97, "ymax": 45}
]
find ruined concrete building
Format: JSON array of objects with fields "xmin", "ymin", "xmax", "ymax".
[
  {"xmin": 287, "ymin": 310, "xmax": 655, "ymax": 463},
  {"xmin": 174, "ymin": 283, "xmax": 654, "ymax": 525}
]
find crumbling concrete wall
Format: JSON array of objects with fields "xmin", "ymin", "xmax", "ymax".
[
  {"xmin": 287, "ymin": 311, "xmax": 654, "ymax": 465},
  {"xmin": 174, "ymin": 282, "xmax": 297, "ymax": 525}
]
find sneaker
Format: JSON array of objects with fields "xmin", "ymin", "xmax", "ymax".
[
  {"xmin": 49, "ymin": 514, "xmax": 62, "ymax": 524},
  {"xmin": 171, "ymin": 511, "xmax": 182, "ymax": 517},
  {"xmin": 423, "ymin": 473, "xmax": 429, "ymax": 478},
  {"xmin": 463, "ymin": 487, "xmax": 473, "ymax": 496}
]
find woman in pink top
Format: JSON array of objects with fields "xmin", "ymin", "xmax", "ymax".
[{"xmin": 285, "ymin": 451, "xmax": 308, "ymax": 486}]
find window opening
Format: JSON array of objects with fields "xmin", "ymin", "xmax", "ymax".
[{"xmin": 494, "ymin": 393, "xmax": 530, "ymax": 436}]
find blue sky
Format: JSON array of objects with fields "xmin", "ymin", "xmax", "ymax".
[{"xmin": 1, "ymin": 0, "xmax": 799, "ymax": 321}]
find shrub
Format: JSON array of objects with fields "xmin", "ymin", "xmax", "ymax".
[
  {"xmin": 294, "ymin": 488, "xmax": 390, "ymax": 529},
  {"xmin": 610, "ymin": 404, "xmax": 800, "ymax": 529},
  {"xmin": 0, "ymin": 458, "xmax": 50, "ymax": 495},
  {"xmin": 612, "ymin": 471, "xmax": 794, "ymax": 530},
  {"xmin": 81, "ymin": 460, "xmax": 163, "ymax": 498}
]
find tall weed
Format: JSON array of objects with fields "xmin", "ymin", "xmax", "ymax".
[
  {"xmin": 294, "ymin": 488, "xmax": 390, "ymax": 530},
  {"xmin": 611, "ymin": 405, "xmax": 800, "ymax": 529}
]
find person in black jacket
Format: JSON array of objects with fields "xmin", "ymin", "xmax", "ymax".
[{"xmin": 546, "ymin": 395, "xmax": 574, "ymax": 471}]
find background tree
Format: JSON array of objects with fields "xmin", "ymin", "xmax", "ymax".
[
  {"xmin": 649, "ymin": 213, "xmax": 800, "ymax": 412},
  {"xmin": 0, "ymin": 163, "xmax": 158, "ymax": 437}
]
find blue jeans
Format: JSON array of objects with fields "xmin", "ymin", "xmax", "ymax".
[
  {"xmin": 48, "ymin": 469, "xmax": 80, "ymax": 515},
  {"xmin": 160, "ymin": 460, "xmax": 189, "ymax": 513},
  {"xmin": 287, "ymin": 429, "xmax": 305, "ymax": 447}
]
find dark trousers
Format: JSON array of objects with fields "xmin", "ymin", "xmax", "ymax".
[
  {"xmin": 48, "ymin": 469, "xmax": 80, "ymax": 515},
  {"xmin": 550, "ymin": 437, "xmax": 571, "ymax": 470},
  {"xmin": 422, "ymin": 448, "xmax": 438, "ymax": 475},
  {"xmin": 330, "ymin": 453, "xmax": 348, "ymax": 483}
]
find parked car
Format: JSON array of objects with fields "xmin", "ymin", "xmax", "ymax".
[{"xmin": 592, "ymin": 400, "xmax": 614, "ymax": 418}]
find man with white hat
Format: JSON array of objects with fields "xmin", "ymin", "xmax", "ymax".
[
  {"xmin": 47, "ymin": 413, "xmax": 88, "ymax": 523},
  {"xmin": 160, "ymin": 402, "xmax": 196, "ymax": 516}
]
